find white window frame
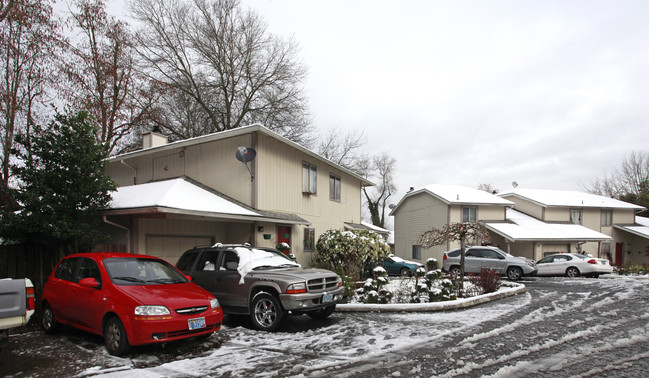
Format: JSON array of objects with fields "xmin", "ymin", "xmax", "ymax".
[
  {"xmin": 462, "ymin": 206, "xmax": 477, "ymax": 222},
  {"xmin": 601, "ymin": 210, "xmax": 613, "ymax": 226},
  {"xmin": 329, "ymin": 174, "xmax": 341, "ymax": 202},
  {"xmin": 304, "ymin": 228, "xmax": 315, "ymax": 251},
  {"xmin": 570, "ymin": 209, "xmax": 583, "ymax": 225},
  {"xmin": 302, "ymin": 162, "xmax": 317, "ymax": 194}
]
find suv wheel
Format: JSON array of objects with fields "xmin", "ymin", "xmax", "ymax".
[
  {"xmin": 250, "ymin": 292, "xmax": 285, "ymax": 331},
  {"xmin": 449, "ymin": 266, "xmax": 461, "ymax": 279},
  {"xmin": 307, "ymin": 304, "xmax": 336, "ymax": 320},
  {"xmin": 506, "ymin": 267, "xmax": 523, "ymax": 281}
]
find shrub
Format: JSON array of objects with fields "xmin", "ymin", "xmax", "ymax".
[
  {"xmin": 616, "ymin": 263, "xmax": 647, "ymax": 275},
  {"xmin": 314, "ymin": 229, "xmax": 391, "ymax": 280},
  {"xmin": 426, "ymin": 258, "xmax": 438, "ymax": 271},
  {"xmin": 356, "ymin": 266, "xmax": 392, "ymax": 304},
  {"xmin": 470, "ymin": 268, "xmax": 501, "ymax": 294}
]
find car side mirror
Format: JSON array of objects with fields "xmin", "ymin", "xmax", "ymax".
[
  {"xmin": 184, "ymin": 274, "xmax": 193, "ymax": 282},
  {"xmin": 225, "ymin": 261, "xmax": 238, "ymax": 271},
  {"xmin": 79, "ymin": 277, "xmax": 100, "ymax": 289}
]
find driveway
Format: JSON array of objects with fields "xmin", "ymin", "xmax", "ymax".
[{"xmin": 1, "ymin": 276, "xmax": 648, "ymax": 377}]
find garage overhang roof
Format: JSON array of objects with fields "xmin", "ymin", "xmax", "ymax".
[
  {"xmin": 485, "ymin": 209, "xmax": 613, "ymax": 243},
  {"xmin": 613, "ymin": 224, "xmax": 649, "ymax": 240},
  {"xmin": 103, "ymin": 177, "xmax": 310, "ymax": 225}
]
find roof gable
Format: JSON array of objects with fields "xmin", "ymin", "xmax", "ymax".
[{"xmin": 390, "ymin": 184, "xmax": 513, "ymax": 215}]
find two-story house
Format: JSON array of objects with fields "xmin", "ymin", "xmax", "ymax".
[
  {"xmin": 99, "ymin": 124, "xmax": 373, "ymax": 266},
  {"xmin": 493, "ymin": 188, "xmax": 646, "ymax": 265},
  {"xmin": 389, "ymin": 184, "xmax": 514, "ymax": 263}
]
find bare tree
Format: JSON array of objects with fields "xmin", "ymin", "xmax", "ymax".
[
  {"xmin": 477, "ymin": 183, "xmax": 498, "ymax": 194},
  {"xmin": 0, "ymin": 0, "xmax": 60, "ymax": 207},
  {"xmin": 418, "ymin": 222, "xmax": 489, "ymax": 292},
  {"xmin": 62, "ymin": 0, "xmax": 159, "ymax": 154},
  {"xmin": 362, "ymin": 153, "xmax": 397, "ymax": 229},
  {"xmin": 129, "ymin": 0, "xmax": 313, "ymax": 145},
  {"xmin": 583, "ymin": 151, "xmax": 649, "ymax": 215},
  {"xmin": 317, "ymin": 128, "xmax": 366, "ymax": 170}
]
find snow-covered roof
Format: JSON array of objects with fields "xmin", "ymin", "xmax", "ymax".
[
  {"xmin": 106, "ymin": 177, "xmax": 309, "ymax": 224},
  {"xmin": 613, "ymin": 216, "xmax": 649, "ymax": 240},
  {"xmin": 390, "ymin": 184, "xmax": 513, "ymax": 215},
  {"xmin": 485, "ymin": 209, "xmax": 613, "ymax": 242},
  {"xmin": 499, "ymin": 188, "xmax": 644, "ymax": 210}
]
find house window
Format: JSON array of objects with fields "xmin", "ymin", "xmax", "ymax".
[
  {"xmin": 462, "ymin": 206, "xmax": 477, "ymax": 222},
  {"xmin": 570, "ymin": 209, "xmax": 582, "ymax": 225},
  {"xmin": 601, "ymin": 210, "xmax": 613, "ymax": 226},
  {"xmin": 412, "ymin": 245, "xmax": 422, "ymax": 260},
  {"xmin": 302, "ymin": 162, "xmax": 317, "ymax": 194},
  {"xmin": 329, "ymin": 174, "xmax": 341, "ymax": 201},
  {"xmin": 304, "ymin": 228, "xmax": 315, "ymax": 251}
]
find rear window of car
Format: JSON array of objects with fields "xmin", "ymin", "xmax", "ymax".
[
  {"xmin": 447, "ymin": 250, "xmax": 461, "ymax": 257},
  {"xmin": 176, "ymin": 250, "xmax": 200, "ymax": 272}
]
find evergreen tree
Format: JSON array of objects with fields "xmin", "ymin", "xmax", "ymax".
[{"xmin": 1, "ymin": 110, "xmax": 116, "ymax": 250}]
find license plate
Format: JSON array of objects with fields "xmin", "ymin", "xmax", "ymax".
[
  {"xmin": 322, "ymin": 293, "xmax": 334, "ymax": 303},
  {"xmin": 188, "ymin": 317, "xmax": 206, "ymax": 330}
]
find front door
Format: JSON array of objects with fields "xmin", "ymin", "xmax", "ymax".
[
  {"xmin": 277, "ymin": 226, "xmax": 292, "ymax": 251},
  {"xmin": 615, "ymin": 242, "xmax": 623, "ymax": 267}
]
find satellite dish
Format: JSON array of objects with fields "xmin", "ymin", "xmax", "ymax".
[
  {"xmin": 512, "ymin": 181, "xmax": 518, "ymax": 188},
  {"xmin": 235, "ymin": 147, "xmax": 256, "ymax": 163},
  {"xmin": 235, "ymin": 147, "xmax": 256, "ymax": 180},
  {"xmin": 388, "ymin": 204, "xmax": 396, "ymax": 210}
]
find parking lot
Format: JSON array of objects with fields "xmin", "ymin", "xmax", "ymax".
[{"xmin": 2, "ymin": 276, "xmax": 648, "ymax": 377}]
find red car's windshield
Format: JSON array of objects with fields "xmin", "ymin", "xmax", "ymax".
[{"xmin": 104, "ymin": 258, "xmax": 188, "ymax": 285}]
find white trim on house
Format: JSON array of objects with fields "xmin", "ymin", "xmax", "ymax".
[
  {"xmin": 486, "ymin": 209, "xmax": 613, "ymax": 242},
  {"xmin": 499, "ymin": 188, "xmax": 645, "ymax": 210}
]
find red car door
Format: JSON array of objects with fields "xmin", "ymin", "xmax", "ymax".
[{"xmin": 67, "ymin": 257, "xmax": 106, "ymax": 332}]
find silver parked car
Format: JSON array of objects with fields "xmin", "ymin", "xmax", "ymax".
[
  {"xmin": 535, "ymin": 253, "xmax": 613, "ymax": 278},
  {"xmin": 442, "ymin": 246, "xmax": 537, "ymax": 281},
  {"xmin": 176, "ymin": 244, "xmax": 344, "ymax": 331}
]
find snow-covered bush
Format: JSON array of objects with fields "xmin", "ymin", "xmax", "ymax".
[
  {"xmin": 410, "ymin": 269, "xmax": 456, "ymax": 303},
  {"xmin": 356, "ymin": 267, "xmax": 393, "ymax": 304},
  {"xmin": 313, "ymin": 229, "xmax": 391, "ymax": 280},
  {"xmin": 426, "ymin": 258, "xmax": 438, "ymax": 271}
]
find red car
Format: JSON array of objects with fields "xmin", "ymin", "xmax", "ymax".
[{"xmin": 40, "ymin": 252, "xmax": 223, "ymax": 356}]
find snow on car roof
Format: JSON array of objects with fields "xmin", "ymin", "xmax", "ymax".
[{"xmin": 234, "ymin": 247, "xmax": 300, "ymax": 284}]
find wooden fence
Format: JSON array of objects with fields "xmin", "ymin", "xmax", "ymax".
[{"xmin": 0, "ymin": 244, "xmax": 76, "ymax": 296}]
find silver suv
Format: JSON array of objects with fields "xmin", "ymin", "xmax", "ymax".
[
  {"xmin": 176, "ymin": 244, "xmax": 344, "ymax": 331},
  {"xmin": 442, "ymin": 246, "xmax": 537, "ymax": 281}
]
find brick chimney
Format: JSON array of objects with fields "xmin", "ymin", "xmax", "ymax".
[{"xmin": 142, "ymin": 126, "xmax": 168, "ymax": 149}]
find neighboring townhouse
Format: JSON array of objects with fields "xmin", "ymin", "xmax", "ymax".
[
  {"xmin": 98, "ymin": 124, "xmax": 373, "ymax": 266},
  {"xmin": 389, "ymin": 184, "xmax": 514, "ymax": 264},
  {"xmin": 614, "ymin": 216, "xmax": 649, "ymax": 266},
  {"xmin": 494, "ymin": 188, "xmax": 646, "ymax": 265}
]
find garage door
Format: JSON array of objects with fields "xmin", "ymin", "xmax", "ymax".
[
  {"xmin": 542, "ymin": 244, "xmax": 570, "ymax": 257},
  {"xmin": 145, "ymin": 236, "xmax": 213, "ymax": 266}
]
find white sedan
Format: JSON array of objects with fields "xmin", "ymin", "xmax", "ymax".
[{"xmin": 536, "ymin": 253, "xmax": 613, "ymax": 278}]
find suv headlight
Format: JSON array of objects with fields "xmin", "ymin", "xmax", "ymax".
[
  {"xmin": 210, "ymin": 298, "xmax": 220, "ymax": 309},
  {"xmin": 286, "ymin": 282, "xmax": 307, "ymax": 294},
  {"xmin": 135, "ymin": 305, "xmax": 170, "ymax": 316}
]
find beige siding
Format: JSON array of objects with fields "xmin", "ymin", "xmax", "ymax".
[
  {"xmin": 613, "ymin": 209, "xmax": 636, "ymax": 225},
  {"xmin": 544, "ymin": 207, "xmax": 567, "ymax": 222},
  {"xmin": 393, "ymin": 193, "xmax": 449, "ymax": 263},
  {"xmin": 503, "ymin": 196, "xmax": 544, "ymax": 219},
  {"xmin": 478, "ymin": 205, "xmax": 508, "ymax": 221},
  {"xmin": 582, "ymin": 208, "xmax": 600, "ymax": 230}
]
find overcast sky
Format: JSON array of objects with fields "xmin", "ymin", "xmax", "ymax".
[
  {"xmin": 104, "ymin": 1, "xmax": 649, "ymax": 212},
  {"xmin": 232, "ymin": 0, "xmax": 649, "ymax": 199}
]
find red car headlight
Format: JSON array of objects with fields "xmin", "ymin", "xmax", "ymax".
[{"xmin": 134, "ymin": 305, "xmax": 173, "ymax": 320}]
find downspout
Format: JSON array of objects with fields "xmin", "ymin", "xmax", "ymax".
[
  {"xmin": 120, "ymin": 160, "xmax": 137, "ymax": 185},
  {"xmin": 102, "ymin": 216, "xmax": 131, "ymax": 254}
]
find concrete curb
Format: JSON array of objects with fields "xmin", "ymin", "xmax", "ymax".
[{"xmin": 336, "ymin": 283, "xmax": 527, "ymax": 312}]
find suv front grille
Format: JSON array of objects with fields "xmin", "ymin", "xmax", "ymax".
[
  {"xmin": 307, "ymin": 276, "xmax": 339, "ymax": 292},
  {"xmin": 175, "ymin": 306, "xmax": 208, "ymax": 315}
]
